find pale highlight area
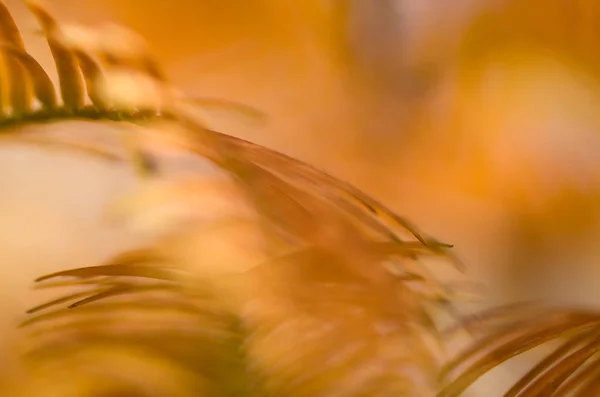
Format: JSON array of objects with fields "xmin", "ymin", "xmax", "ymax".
[{"xmin": 0, "ymin": 123, "xmax": 137, "ymax": 375}]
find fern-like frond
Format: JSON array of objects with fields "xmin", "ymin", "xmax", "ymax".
[
  {"xmin": 0, "ymin": 0, "xmax": 459, "ymax": 282},
  {"xmin": 440, "ymin": 304, "xmax": 600, "ymax": 396},
  {"xmin": 18, "ymin": 249, "xmax": 252, "ymax": 397},
  {"xmin": 20, "ymin": 234, "xmax": 449, "ymax": 396},
  {"xmin": 0, "ymin": 2, "xmax": 468, "ymax": 396}
]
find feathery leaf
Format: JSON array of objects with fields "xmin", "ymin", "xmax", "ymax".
[{"xmin": 27, "ymin": 1, "xmax": 85, "ymax": 110}]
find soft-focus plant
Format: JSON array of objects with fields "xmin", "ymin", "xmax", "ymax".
[
  {"xmin": 427, "ymin": 3, "xmax": 600, "ymax": 394},
  {"xmin": 0, "ymin": 2, "xmax": 467, "ymax": 396},
  {"xmin": 439, "ymin": 302, "xmax": 600, "ymax": 396}
]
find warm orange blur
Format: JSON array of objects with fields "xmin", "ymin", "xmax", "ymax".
[{"xmin": 3, "ymin": 1, "xmax": 600, "ymax": 395}]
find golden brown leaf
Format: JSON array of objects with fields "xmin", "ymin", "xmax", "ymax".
[
  {"xmin": 71, "ymin": 49, "xmax": 107, "ymax": 110},
  {"xmin": 0, "ymin": 0, "xmax": 32, "ymax": 115},
  {"xmin": 440, "ymin": 305, "xmax": 600, "ymax": 397},
  {"xmin": 26, "ymin": 1, "xmax": 85, "ymax": 110},
  {"xmin": 1, "ymin": 45, "xmax": 57, "ymax": 110}
]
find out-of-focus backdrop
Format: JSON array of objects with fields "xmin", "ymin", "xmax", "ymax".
[{"xmin": 4, "ymin": 0, "xmax": 600, "ymax": 395}]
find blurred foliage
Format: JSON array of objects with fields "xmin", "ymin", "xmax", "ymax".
[
  {"xmin": 4, "ymin": 0, "xmax": 600, "ymax": 396},
  {"xmin": 0, "ymin": 2, "xmax": 467, "ymax": 396},
  {"xmin": 435, "ymin": 1, "xmax": 600, "ymax": 395}
]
